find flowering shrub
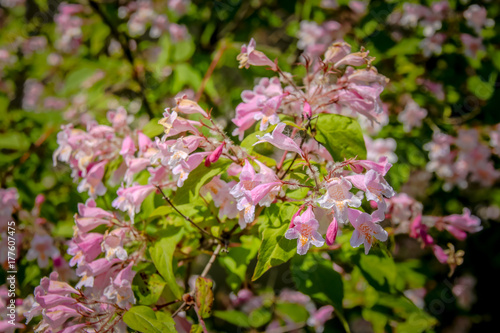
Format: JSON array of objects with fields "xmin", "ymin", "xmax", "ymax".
[{"xmin": 1, "ymin": 0, "xmax": 499, "ymax": 332}]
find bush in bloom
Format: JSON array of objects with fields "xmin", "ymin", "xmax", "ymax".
[{"xmin": 1, "ymin": 0, "xmax": 499, "ymax": 332}]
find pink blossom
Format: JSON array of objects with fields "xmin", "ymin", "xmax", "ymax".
[
  {"xmin": 440, "ymin": 208, "xmax": 482, "ymax": 240},
  {"xmin": 254, "ymin": 122, "xmax": 303, "ymax": 156},
  {"xmin": 297, "ymin": 21, "xmax": 341, "ymax": 57},
  {"xmin": 285, "ymin": 206, "xmax": 325, "ymax": 255},
  {"xmin": 398, "ymin": 98, "xmax": 428, "ymax": 132},
  {"xmin": 365, "ymin": 136, "xmax": 398, "ymax": 163},
  {"xmin": 460, "ymin": 34, "xmax": 484, "ymax": 58},
  {"xmin": 120, "ymin": 136, "xmax": 136, "ymax": 156},
  {"xmin": 172, "ymin": 152, "xmax": 208, "ymax": 187},
  {"xmin": 349, "ymin": 156, "xmax": 392, "ymax": 176},
  {"xmin": 26, "ymin": 234, "xmax": 60, "ymax": 268},
  {"xmin": 77, "ymin": 160, "xmax": 108, "ymax": 198},
  {"xmin": 463, "ymin": 5, "xmax": 494, "ymax": 34},
  {"xmin": 307, "ymin": 305, "xmax": 334, "ymax": 331},
  {"xmin": 169, "ymin": 23, "xmax": 189, "ymax": 42},
  {"xmin": 174, "ymin": 96, "xmax": 208, "ymax": 118},
  {"xmin": 237, "ymin": 38, "xmax": 276, "ymax": 70},
  {"xmin": 103, "ymin": 263, "xmax": 136, "ymax": 308},
  {"xmin": 201, "ymin": 176, "xmax": 238, "ymax": 219},
  {"xmin": 112, "ymin": 184, "xmax": 156, "ymax": 220},
  {"xmin": 232, "ymin": 77, "xmax": 283, "ymax": 139},
  {"xmin": 158, "ymin": 109, "xmax": 201, "ymax": 138},
  {"xmin": 348, "ymin": 209, "xmax": 387, "ymax": 254},
  {"xmin": 67, "ymin": 232, "xmax": 103, "ymax": 267},
  {"xmin": 102, "ymin": 228, "xmax": 128, "ymax": 261},
  {"xmin": 317, "ymin": 177, "xmax": 361, "ymax": 223},
  {"xmin": 419, "ymin": 33, "xmax": 446, "ymax": 57},
  {"xmin": 337, "ymin": 82, "xmax": 385, "ymax": 123}
]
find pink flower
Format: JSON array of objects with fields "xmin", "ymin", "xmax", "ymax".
[
  {"xmin": 158, "ymin": 109, "xmax": 201, "ymax": 138},
  {"xmin": 103, "ymin": 263, "xmax": 136, "ymax": 308},
  {"xmin": 172, "ymin": 152, "xmax": 208, "ymax": 187},
  {"xmin": 232, "ymin": 77, "xmax": 283, "ymax": 139},
  {"xmin": 26, "ymin": 234, "xmax": 60, "ymax": 268},
  {"xmin": 419, "ymin": 33, "xmax": 446, "ymax": 57},
  {"xmin": 174, "ymin": 96, "xmax": 208, "ymax": 118},
  {"xmin": 112, "ymin": 184, "xmax": 156, "ymax": 220},
  {"xmin": 365, "ymin": 136, "xmax": 398, "ymax": 163},
  {"xmin": 237, "ymin": 38, "xmax": 276, "ymax": 70},
  {"xmin": 201, "ymin": 176, "xmax": 238, "ymax": 219},
  {"xmin": 463, "ymin": 4, "xmax": 494, "ymax": 34},
  {"xmin": 120, "ymin": 136, "xmax": 136, "ymax": 156},
  {"xmin": 317, "ymin": 177, "xmax": 362, "ymax": 223},
  {"xmin": 285, "ymin": 206, "xmax": 325, "ymax": 255},
  {"xmin": 67, "ymin": 232, "xmax": 103, "ymax": 267},
  {"xmin": 254, "ymin": 123, "xmax": 303, "ymax": 156},
  {"xmin": 348, "ymin": 209, "xmax": 388, "ymax": 254},
  {"xmin": 440, "ymin": 208, "xmax": 482, "ymax": 240},
  {"xmin": 76, "ymin": 160, "xmax": 108, "ymax": 198},
  {"xmin": 307, "ymin": 305, "xmax": 334, "ymax": 331},
  {"xmin": 398, "ymin": 98, "xmax": 427, "ymax": 132},
  {"xmin": 337, "ymin": 82, "xmax": 385, "ymax": 123},
  {"xmin": 460, "ymin": 34, "xmax": 484, "ymax": 58},
  {"xmin": 102, "ymin": 228, "xmax": 128, "ymax": 261}
]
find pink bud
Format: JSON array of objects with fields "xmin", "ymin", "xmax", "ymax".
[
  {"xmin": 205, "ymin": 142, "xmax": 225, "ymax": 167},
  {"xmin": 289, "ymin": 207, "xmax": 303, "ymax": 228},
  {"xmin": 34, "ymin": 194, "xmax": 45, "ymax": 209},
  {"xmin": 303, "ymin": 101, "xmax": 312, "ymax": 119},
  {"xmin": 326, "ymin": 217, "xmax": 339, "ymax": 245}
]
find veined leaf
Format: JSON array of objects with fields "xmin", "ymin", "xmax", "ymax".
[{"xmin": 313, "ymin": 113, "xmax": 367, "ymax": 161}]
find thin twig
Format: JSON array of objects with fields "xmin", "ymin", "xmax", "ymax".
[
  {"xmin": 195, "ymin": 42, "xmax": 227, "ymax": 103},
  {"xmin": 171, "ymin": 243, "xmax": 222, "ymax": 318},
  {"xmin": 155, "ymin": 186, "xmax": 225, "ymax": 243}
]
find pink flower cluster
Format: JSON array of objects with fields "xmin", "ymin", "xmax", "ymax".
[
  {"xmin": 234, "ymin": 39, "xmax": 389, "ymax": 139},
  {"xmin": 54, "ymin": 3, "xmax": 84, "ymax": 53},
  {"xmin": 424, "ymin": 129, "xmax": 500, "ymax": 190},
  {"xmin": 118, "ymin": 0, "xmax": 189, "ymax": 41},
  {"xmin": 385, "ymin": 193, "xmax": 482, "ymax": 269},
  {"xmin": 230, "ymin": 289, "xmax": 334, "ymax": 332}
]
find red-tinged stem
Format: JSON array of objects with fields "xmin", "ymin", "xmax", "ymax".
[{"xmin": 195, "ymin": 42, "xmax": 228, "ymax": 103}]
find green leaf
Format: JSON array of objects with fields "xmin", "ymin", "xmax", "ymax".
[
  {"xmin": 291, "ymin": 253, "xmax": 344, "ymax": 310},
  {"xmin": 173, "ymin": 39, "xmax": 196, "ymax": 62},
  {"xmin": 248, "ymin": 307, "xmax": 272, "ymax": 328},
  {"xmin": 213, "ymin": 310, "xmax": 251, "ymax": 328},
  {"xmin": 353, "ymin": 252, "xmax": 397, "ymax": 293},
  {"xmin": 149, "ymin": 205, "xmax": 172, "ymax": 219},
  {"xmin": 190, "ymin": 324, "xmax": 204, "ymax": 333},
  {"xmin": 219, "ymin": 235, "xmax": 260, "ymax": 291},
  {"xmin": 252, "ymin": 203, "xmax": 298, "ymax": 281},
  {"xmin": 275, "ymin": 302, "xmax": 309, "ymax": 323},
  {"xmin": 195, "ymin": 277, "xmax": 214, "ymax": 318},
  {"xmin": 142, "ymin": 117, "xmax": 165, "ymax": 138},
  {"xmin": 123, "ymin": 306, "xmax": 175, "ymax": 333},
  {"xmin": 135, "ymin": 274, "xmax": 167, "ymax": 306},
  {"xmin": 173, "ymin": 159, "xmax": 231, "ymax": 205},
  {"xmin": 313, "ymin": 113, "xmax": 367, "ymax": 161},
  {"xmin": 149, "ymin": 231, "xmax": 183, "ymax": 299}
]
